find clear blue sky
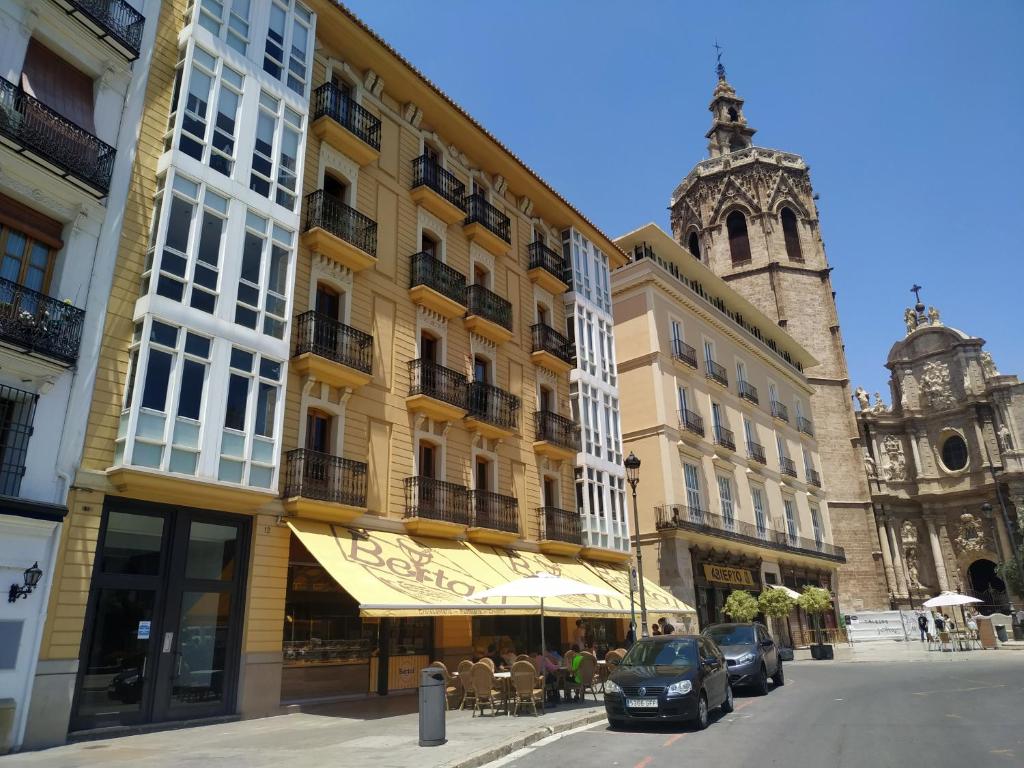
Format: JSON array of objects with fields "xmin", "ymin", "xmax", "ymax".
[{"xmin": 343, "ymin": 0, "xmax": 1024, "ymax": 397}]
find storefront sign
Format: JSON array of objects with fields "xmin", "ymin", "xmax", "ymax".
[{"xmin": 702, "ymin": 564, "xmax": 755, "ymax": 587}]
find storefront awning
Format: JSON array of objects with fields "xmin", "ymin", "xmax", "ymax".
[{"xmin": 582, "ymin": 560, "xmax": 696, "ymax": 616}]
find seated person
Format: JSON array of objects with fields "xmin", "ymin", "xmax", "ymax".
[
  {"xmin": 501, "ymin": 647, "xmax": 517, "ymax": 668},
  {"xmin": 486, "ymin": 643, "xmax": 505, "ymax": 670},
  {"xmin": 533, "ymin": 647, "xmax": 560, "ymax": 703},
  {"xmin": 544, "ymin": 645, "xmax": 563, "ymax": 666}
]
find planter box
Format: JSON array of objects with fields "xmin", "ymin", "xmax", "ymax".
[
  {"xmin": 810, "ymin": 643, "xmax": 834, "ymax": 660},
  {"xmin": 778, "ymin": 647, "xmax": 794, "ymax": 662}
]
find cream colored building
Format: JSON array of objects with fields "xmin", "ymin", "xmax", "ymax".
[{"xmin": 612, "ymin": 223, "xmax": 845, "ymax": 635}]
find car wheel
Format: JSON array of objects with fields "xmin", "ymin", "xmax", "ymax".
[
  {"xmin": 756, "ymin": 665, "xmax": 769, "ymax": 696},
  {"xmin": 720, "ymin": 684, "xmax": 734, "ymax": 713},
  {"xmin": 694, "ymin": 692, "xmax": 709, "ymax": 730},
  {"xmin": 608, "ymin": 718, "xmax": 625, "ymax": 730},
  {"xmin": 773, "ymin": 660, "xmax": 785, "ymax": 687}
]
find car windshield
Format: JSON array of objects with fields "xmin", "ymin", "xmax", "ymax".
[
  {"xmin": 705, "ymin": 626, "xmax": 755, "ymax": 646},
  {"xmin": 621, "ymin": 639, "xmax": 697, "ymax": 668}
]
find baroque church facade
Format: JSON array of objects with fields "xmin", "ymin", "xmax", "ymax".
[{"xmin": 667, "ymin": 70, "xmax": 888, "ymax": 611}]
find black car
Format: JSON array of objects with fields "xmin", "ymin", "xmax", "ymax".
[
  {"xmin": 604, "ymin": 634, "xmax": 733, "ymax": 730},
  {"xmin": 702, "ymin": 622, "xmax": 784, "ymax": 695}
]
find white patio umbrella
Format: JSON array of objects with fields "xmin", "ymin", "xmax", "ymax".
[
  {"xmin": 469, "ymin": 572, "xmax": 619, "ymax": 662},
  {"xmin": 923, "ymin": 591, "xmax": 982, "ymax": 608}
]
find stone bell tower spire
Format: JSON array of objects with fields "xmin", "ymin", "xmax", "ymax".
[{"xmin": 705, "ymin": 50, "xmax": 756, "ymax": 158}]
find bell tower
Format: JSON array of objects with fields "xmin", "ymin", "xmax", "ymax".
[{"xmin": 669, "ymin": 69, "xmax": 888, "ymax": 612}]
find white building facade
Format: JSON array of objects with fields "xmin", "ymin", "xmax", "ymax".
[
  {"xmin": 562, "ymin": 227, "xmax": 629, "ymax": 553},
  {"xmin": 0, "ymin": 0, "xmax": 160, "ymax": 753}
]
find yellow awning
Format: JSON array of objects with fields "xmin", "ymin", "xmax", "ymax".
[{"xmin": 582, "ymin": 560, "xmax": 696, "ymax": 616}]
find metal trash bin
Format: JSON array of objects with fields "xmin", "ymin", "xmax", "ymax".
[
  {"xmin": 995, "ymin": 624, "xmax": 1008, "ymax": 643},
  {"xmin": 419, "ymin": 667, "xmax": 447, "ymax": 747}
]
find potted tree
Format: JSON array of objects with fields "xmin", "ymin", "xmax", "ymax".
[
  {"xmin": 723, "ymin": 589, "xmax": 759, "ymax": 623},
  {"xmin": 798, "ymin": 586, "xmax": 834, "ymax": 660},
  {"xmin": 758, "ymin": 587, "xmax": 796, "ymax": 661}
]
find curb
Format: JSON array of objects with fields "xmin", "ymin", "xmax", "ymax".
[{"xmin": 440, "ymin": 710, "xmax": 607, "ymax": 768}]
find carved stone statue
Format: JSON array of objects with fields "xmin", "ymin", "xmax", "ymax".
[
  {"xmin": 863, "ymin": 449, "xmax": 877, "ymax": 478},
  {"xmin": 920, "ymin": 360, "xmax": 956, "ymax": 410},
  {"xmin": 855, "ymin": 386, "xmax": 870, "ymax": 411},
  {"xmin": 998, "ymin": 423, "xmax": 1014, "ymax": 453},
  {"xmin": 954, "ymin": 512, "xmax": 987, "ymax": 553},
  {"xmin": 904, "ymin": 308, "xmax": 916, "ymax": 334},
  {"xmin": 872, "ymin": 392, "xmax": 888, "ymax": 413},
  {"xmin": 882, "ymin": 435, "xmax": 906, "ymax": 482},
  {"xmin": 980, "ymin": 351, "xmax": 999, "ymax": 378},
  {"xmin": 901, "ymin": 520, "xmax": 918, "ymax": 545},
  {"xmin": 905, "ymin": 548, "xmax": 922, "ymax": 589},
  {"xmin": 927, "ymin": 306, "xmax": 941, "ymax": 326}
]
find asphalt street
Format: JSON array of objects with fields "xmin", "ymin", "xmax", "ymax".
[{"xmin": 494, "ymin": 655, "xmax": 1024, "ymax": 768}]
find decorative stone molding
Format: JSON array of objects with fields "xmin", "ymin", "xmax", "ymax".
[
  {"xmin": 403, "ymin": 102, "xmax": 423, "ymax": 129},
  {"xmin": 980, "ymin": 351, "xmax": 999, "ymax": 378},
  {"xmin": 920, "ymin": 360, "xmax": 956, "ymax": 410},
  {"xmin": 417, "ymin": 207, "xmax": 448, "ymax": 241},
  {"xmin": 493, "ymin": 175, "xmax": 508, "ymax": 197},
  {"xmin": 469, "ymin": 242, "xmax": 495, "ymax": 276},
  {"xmin": 901, "ymin": 520, "xmax": 918, "ymax": 545},
  {"xmin": 518, "ymin": 196, "xmax": 534, "ymax": 216},
  {"xmin": 882, "ymin": 435, "xmax": 906, "ymax": 482},
  {"xmin": 469, "ymin": 332, "xmax": 497, "ymax": 362},
  {"xmin": 953, "ymin": 512, "xmax": 989, "ymax": 554},
  {"xmin": 364, "ymin": 69, "xmax": 384, "ymax": 98},
  {"xmin": 997, "ymin": 423, "xmax": 1013, "ymax": 453},
  {"xmin": 319, "ymin": 143, "xmax": 360, "ymax": 191},
  {"xmin": 417, "ymin": 306, "xmax": 447, "ymax": 339}
]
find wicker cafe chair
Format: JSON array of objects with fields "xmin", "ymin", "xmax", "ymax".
[
  {"xmin": 430, "ymin": 661, "xmax": 460, "ymax": 710},
  {"xmin": 481, "ymin": 656, "xmax": 496, "ymax": 672},
  {"xmin": 564, "ymin": 649, "xmax": 577, "ymax": 669},
  {"xmin": 470, "ymin": 662, "xmax": 504, "ymax": 717},
  {"xmin": 457, "ymin": 660, "xmax": 476, "ymax": 711},
  {"xmin": 516, "ymin": 654, "xmax": 532, "ymax": 662},
  {"xmin": 510, "ymin": 660, "xmax": 545, "ymax": 716},
  {"xmin": 571, "ymin": 652, "xmax": 599, "ymax": 702}
]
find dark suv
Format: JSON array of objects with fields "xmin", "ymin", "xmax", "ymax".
[{"xmin": 702, "ymin": 622, "xmax": 783, "ymax": 695}]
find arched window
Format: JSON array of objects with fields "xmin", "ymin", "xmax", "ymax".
[
  {"xmin": 780, "ymin": 207, "xmax": 803, "ymax": 262},
  {"xmin": 687, "ymin": 231, "xmax": 701, "ymax": 260},
  {"xmin": 728, "ymin": 107, "xmax": 739, "ymax": 122},
  {"xmin": 726, "ymin": 211, "xmax": 751, "ymax": 265}
]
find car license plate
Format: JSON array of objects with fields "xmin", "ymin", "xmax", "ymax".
[{"xmin": 626, "ymin": 698, "xmax": 658, "ymax": 709}]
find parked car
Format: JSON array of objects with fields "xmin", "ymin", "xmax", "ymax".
[
  {"xmin": 604, "ymin": 634, "xmax": 733, "ymax": 730},
  {"xmin": 702, "ymin": 622, "xmax": 784, "ymax": 695}
]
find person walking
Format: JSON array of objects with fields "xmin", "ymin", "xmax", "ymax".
[{"xmin": 917, "ymin": 613, "xmax": 929, "ymax": 642}]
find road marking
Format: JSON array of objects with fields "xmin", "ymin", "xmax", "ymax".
[
  {"xmin": 734, "ymin": 700, "xmax": 754, "ymax": 711},
  {"xmin": 634, "ymin": 757, "xmax": 653, "ymax": 768},
  {"xmin": 945, "ymin": 713, "xmax": 962, "ymax": 719},
  {"xmin": 990, "ymin": 749, "xmax": 1016, "ymax": 759},
  {"xmin": 834, "ymin": 698, "xmax": 844, "ymax": 701},
  {"xmin": 663, "ymin": 733, "xmax": 686, "ymax": 748},
  {"xmin": 912, "ymin": 684, "xmax": 1007, "ymax": 696}
]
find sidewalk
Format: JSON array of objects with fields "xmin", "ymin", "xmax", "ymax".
[
  {"xmin": 0, "ymin": 695, "xmax": 607, "ymax": 768},
  {"xmin": 789, "ymin": 639, "xmax": 1022, "ymax": 664}
]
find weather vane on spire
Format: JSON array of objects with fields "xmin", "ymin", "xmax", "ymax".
[{"xmin": 714, "ymin": 40, "xmax": 726, "ymax": 80}]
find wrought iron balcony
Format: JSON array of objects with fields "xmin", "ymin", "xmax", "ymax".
[
  {"xmin": 0, "ymin": 383, "xmax": 36, "ymax": 497},
  {"xmin": 294, "ymin": 311, "xmax": 372, "ymax": 374},
  {"xmin": 57, "ymin": 0, "xmax": 146, "ymax": 59},
  {"xmin": 408, "ymin": 358, "xmax": 468, "ymax": 410},
  {"xmin": 527, "ymin": 241, "xmax": 568, "ymax": 285},
  {"xmin": 283, "ymin": 449, "xmax": 367, "ymax": 508},
  {"xmin": 463, "ymin": 193, "xmax": 511, "ymax": 243},
  {"xmin": 471, "ymin": 490, "xmax": 519, "ymax": 534},
  {"xmin": 655, "ymin": 504, "xmax": 846, "ymax": 563},
  {"xmin": 679, "ymin": 408, "xmax": 705, "ymax": 437},
  {"xmin": 467, "ymin": 381, "xmax": 520, "ymax": 431},
  {"xmin": 466, "ymin": 284, "xmax": 512, "ymax": 331},
  {"xmin": 404, "ymin": 476, "xmax": 470, "ymax": 525},
  {"xmin": 797, "ymin": 416, "xmax": 815, "ymax": 437},
  {"xmin": 305, "ymin": 190, "xmax": 377, "ymax": 257},
  {"xmin": 409, "ymin": 251, "xmax": 467, "ymax": 307},
  {"xmin": 535, "ymin": 410, "xmax": 581, "ymax": 452},
  {"xmin": 531, "ymin": 323, "xmax": 574, "ymax": 365},
  {"xmin": 747, "ymin": 441, "xmax": 767, "ymax": 464},
  {"xmin": 411, "ymin": 154, "xmax": 466, "ymax": 210},
  {"xmin": 0, "ymin": 278, "xmax": 85, "ymax": 365},
  {"xmin": 705, "ymin": 358, "xmax": 728, "ymax": 387},
  {"xmin": 311, "ymin": 83, "xmax": 381, "ymax": 151},
  {"xmin": 780, "ymin": 456, "xmax": 798, "ymax": 478},
  {"xmin": 771, "ymin": 400, "xmax": 789, "ymax": 422},
  {"xmin": 738, "ymin": 380, "xmax": 759, "ymax": 404},
  {"xmin": 540, "ymin": 506, "xmax": 582, "ymax": 544},
  {"xmin": 714, "ymin": 424, "xmax": 736, "ymax": 452},
  {"xmin": 0, "ymin": 75, "xmax": 115, "ymax": 195},
  {"xmin": 672, "ymin": 338, "xmax": 698, "ymax": 369},
  {"xmin": 807, "ymin": 467, "xmax": 822, "ymax": 488}
]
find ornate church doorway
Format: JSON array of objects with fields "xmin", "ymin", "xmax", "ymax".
[{"xmin": 966, "ymin": 559, "xmax": 1009, "ymax": 615}]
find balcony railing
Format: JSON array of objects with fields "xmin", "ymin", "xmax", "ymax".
[
  {"xmin": 404, "ymin": 476, "xmax": 470, "ymax": 525},
  {"xmin": 797, "ymin": 416, "xmax": 815, "ymax": 437},
  {"xmin": 671, "ymin": 338, "xmax": 698, "ymax": 368},
  {"xmin": 0, "ymin": 383, "xmax": 36, "ymax": 497},
  {"xmin": 410, "ymin": 251, "xmax": 467, "ymax": 307},
  {"xmin": 62, "ymin": 0, "xmax": 146, "ymax": 58},
  {"xmin": 466, "ymin": 284, "xmax": 512, "ymax": 331},
  {"xmin": 535, "ymin": 410, "xmax": 581, "ymax": 452},
  {"xmin": 531, "ymin": 323, "xmax": 574, "ymax": 365},
  {"xmin": 807, "ymin": 467, "xmax": 822, "ymax": 488},
  {"xmin": 540, "ymin": 506, "xmax": 581, "ymax": 544},
  {"xmin": 471, "ymin": 490, "xmax": 519, "ymax": 534},
  {"xmin": 705, "ymin": 358, "xmax": 728, "ymax": 387},
  {"xmin": 655, "ymin": 504, "xmax": 846, "ymax": 563},
  {"xmin": 780, "ymin": 456, "xmax": 798, "ymax": 478},
  {"xmin": 294, "ymin": 311, "xmax": 372, "ymax": 374},
  {"xmin": 0, "ymin": 277, "xmax": 85, "ymax": 365},
  {"xmin": 527, "ymin": 241, "xmax": 568, "ymax": 284},
  {"xmin": 305, "ymin": 190, "xmax": 377, "ymax": 257},
  {"xmin": 463, "ymin": 193, "xmax": 511, "ymax": 243},
  {"xmin": 408, "ymin": 359, "xmax": 468, "ymax": 410},
  {"xmin": 467, "ymin": 381, "xmax": 520, "ymax": 431},
  {"xmin": 411, "ymin": 154, "xmax": 467, "ymax": 210},
  {"xmin": 771, "ymin": 400, "xmax": 789, "ymax": 422},
  {"xmin": 678, "ymin": 408, "xmax": 705, "ymax": 437},
  {"xmin": 748, "ymin": 441, "xmax": 767, "ymax": 464},
  {"xmin": 738, "ymin": 380, "xmax": 759, "ymax": 404},
  {"xmin": 0, "ymin": 75, "xmax": 115, "ymax": 194},
  {"xmin": 311, "ymin": 83, "xmax": 381, "ymax": 151},
  {"xmin": 714, "ymin": 424, "xmax": 736, "ymax": 451},
  {"xmin": 283, "ymin": 449, "xmax": 367, "ymax": 507}
]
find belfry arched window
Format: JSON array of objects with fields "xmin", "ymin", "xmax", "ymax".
[
  {"xmin": 780, "ymin": 207, "xmax": 803, "ymax": 262},
  {"xmin": 727, "ymin": 211, "xmax": 751, "ymax": 265},
  {"xmin": 687, "ymin": 231, "xmax": 701, "ymax": 260}
]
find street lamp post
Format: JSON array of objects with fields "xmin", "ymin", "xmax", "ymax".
[
  {"xmin": 626, "ymin": 565, "xmax": 637, "ymax": 645},
  {"xmin": 624, "ymin": 452, "xmax": 649, "ymax": 637}
]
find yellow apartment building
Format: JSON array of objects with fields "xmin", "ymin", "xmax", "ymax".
[{"xmin": 612, "ymin": 224, "xmax": 846, "ymax": 638}]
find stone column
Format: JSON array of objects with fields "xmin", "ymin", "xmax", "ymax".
[
  {"xmin": 991, "ymin": 510, "xmax": 1013, "ymax": 563},
  {"xmin": 907, "ymin": 430, "xmax": 923, "ymax": 478},
  {"xmin": 937, "ymin": 519, "xmax": 957, "ymax": 590},
  {"xmin": 887, "ymin": 516, "xmax": 908, "ymax": 597},
  {"xmin": 875, "ymin": 512, "xmax": 898, "ymax": 597},
  {"xmin": 925, "ymin": 516, "xmax": 950, "ymax": 592}
]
